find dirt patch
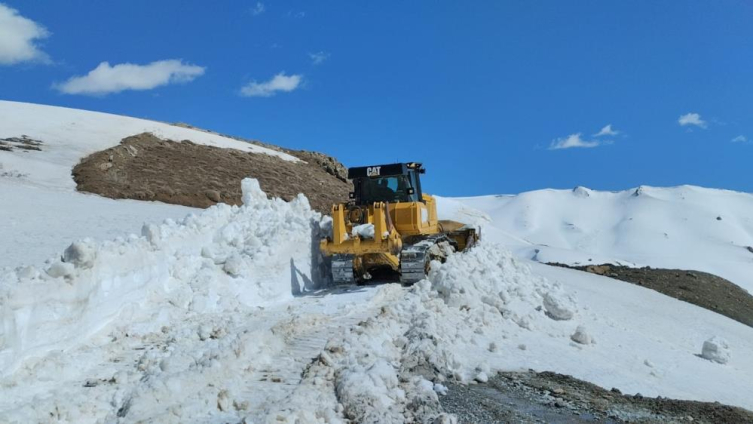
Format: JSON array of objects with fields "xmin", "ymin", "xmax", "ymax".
[
  {"xmin": 72, "ymin": 133, "xmax": 350, "ymax": 213},
  {"xmin": 441, "ymin": 370, "xmax": 753, "ymax": 423},
  {"xmin": 169, "ymin": 122, "xmax": 349, "ymax": 182},
  {"xmin": 0, "ymin": 135, "xmax": 44, "ymax": 152},
  {"xmin": 548, "ymin": 263, "xmax": 753, "ymax": 328}
]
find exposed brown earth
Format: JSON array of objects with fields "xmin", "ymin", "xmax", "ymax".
[
  {"xmin": 72, "ymin": 132, "xmax": 350, "ymax": 214},
  {"xmin": 548, "ymin": 263, "xmax": 753, "ymax": 328},
  {"xmin": 442, "ymin": 370, "xmax": 753, "ymax": 423},
  {"xmin": 170, "ymin": 122, "xmax": 349, "ymax": 182}
]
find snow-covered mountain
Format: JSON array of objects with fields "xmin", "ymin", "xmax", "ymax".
[
  {"xmin": 1, "ymin": 102, "xmax": 752, "ymax": 422},
  {"xmin": 439, "ymin": 185, "xmax": 753, "ymax": 292}
]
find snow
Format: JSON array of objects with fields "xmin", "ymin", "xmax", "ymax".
[
  {"xmin": 0, "ymin": 179, "xmax": 197, "ymax": 268},
  {"xmin": 0, "ymin": 178, "xmax": 327, "ymax": 378},
  {"xmin": 440, "ymin": 185, "xmax": 753, "ymax": 292},
  {"xmin": 701, "ymin": 337, "xmax": 731, "ymax": 364},
  {"xmin": 2, "ymin": 173, "xmax": 753, "ymax": 421},
  {"xmin": 570, "ymin": 325, "xmax": 594, "ymax": 345},
  {"xmin": 0, "ymin": 100, "xmax": 298, "ymax": 268},
  {"xmin": 1, "ymin": 101, "xmax": 752, "ymax": 421},
  {"xmin": 352, "ymin": 223, "xmax": 375, "ymax": 239},
  {"xmin": 0, "ymin": 100, "xmax": 297, "ymax": 190},
  {"xmin": 275, "ymin": 243, "xmax": 753, "ymax": 421}
]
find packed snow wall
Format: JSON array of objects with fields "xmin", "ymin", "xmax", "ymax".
[{"xmin": 0, "ymin": 179, "xmax": 330, "ymax": 376}]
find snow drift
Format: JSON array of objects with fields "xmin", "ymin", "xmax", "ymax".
[
  {"xmin": 0, "ymin": 179, "xmax": 327, "ymax": 376},
  {"xmin": 270, "ymin": 244, "xmax": 580, "ymax": 423}
]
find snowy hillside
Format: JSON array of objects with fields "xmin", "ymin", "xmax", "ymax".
[
  {"xmin": 2, "ymin": 178, "xmax": 752, "ymax": 423},
  {"xmin": 1, "ymin": 102, "xmax": 752, "ymax": 422},
  {"xmin": 0, "ymin": 101, "xmax": 298, "ymax": 268},
  {"xmin": 440, "ymin": 185, "xmax": 753, "ymax": 292},
  {"xmin": 0, "ymin": 100, "xmax": 297, "ymax": 190}
]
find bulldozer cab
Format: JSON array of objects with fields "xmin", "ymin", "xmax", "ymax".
[{"xmin": 348, "ymin": 162, "xmax": 425, "ymax": 206}]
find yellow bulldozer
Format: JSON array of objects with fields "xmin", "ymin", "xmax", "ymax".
[{"xmin": 320, "ymin": 162, "xmax": 478, "ymax": 284}]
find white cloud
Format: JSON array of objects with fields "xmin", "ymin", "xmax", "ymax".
[
  {"xmin": 0, "ymin": 3, "xmax": 49, "ymax": 65},
  {"xmin": 594, "ymin": 124, "xmax": 619, "ymax": 137},
  {"xmin": 54, "ymin": 60, "xmax": 205, "ymax": 95},
  {"xmin": 286, "ymin": 10, "xmax": 305, "ymax": 19},
  {"xmin": 240, "ymin": 72, "xmax": 302, "ymax": 97},
  {"xmin": 309, "ymin": 51, "xmax": 330, "ymax": 65},
  {"xmin": 549, "ymin": 133, "xmax": 606, "ymax": 150},
  {"xmin": 678, "ymin": 112, "xmax": 707, "ymax": 129},
  {"xmin": 731, "ymin": 135, "xmax": 748, "ymax": 143},
  {"xmin": 250, "ymin": 2, "xmax": 265, "ymax": 16}
]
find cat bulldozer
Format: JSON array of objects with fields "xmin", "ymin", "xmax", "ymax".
[{"xmin": 320, "ymin": 162, "xmax": 478, "ymax": 284}]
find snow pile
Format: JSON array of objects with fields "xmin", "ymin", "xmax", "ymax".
[
  {"xmin": 269, "ymin": 241, "xmax": 753, "ymax": 419},
  {"xmin": 570, "ymin": 325, "xmax": 594, "ymax": 345},
  {"xmin": 0, "ymin": 178, "xmax": 328, "ymax": 376},
  {"xmin": 268, "ymin": 243, "xmax": 578, "ymax": 423},
  {"xmin": 352, "ymin": 223, "xmax": 376, "ymax": 239},
  {"xmin": 428, "ymin": 246, "xmax": 577, "ymax": 325},
  {"xmin": 701, "ymin": 337, "xmax": 730, "ymax": 364}
]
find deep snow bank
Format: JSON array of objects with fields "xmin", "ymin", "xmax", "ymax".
[
  {"xmin": 271, "ymin": 241, "xmax": 753, "ymax": 422},
  {"xmin": 0, "ymin": 179, "xmax": 328, "ymax": 376},
  {"xmin": 269, "ymin": 244, "xmax": 578, "ymax": 423}
]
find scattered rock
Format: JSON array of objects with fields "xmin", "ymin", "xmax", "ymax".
[
  {"xmin": 585, "ymin": 265, "xmax": 610, "ymax": 275},
  {"xmin": 205, "ymin": 189, "xmax": 221, "ymax": 202},
  {"xmin": 442, "ymin": 370, "xmax": 753, "ymax": 424}
]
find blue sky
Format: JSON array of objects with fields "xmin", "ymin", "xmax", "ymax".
[{"xmin": 1, "ymin": 1, "xmax": 752, "ymax": 196}]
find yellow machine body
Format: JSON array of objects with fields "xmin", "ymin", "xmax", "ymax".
[{"xmin": 320, "ymin": 187, "xmax": 477, "ymax": 281}]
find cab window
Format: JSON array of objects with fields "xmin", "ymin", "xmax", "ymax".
[{"xmin": 357, "ymin": 175, "xmax": 417, "ymax": 204}]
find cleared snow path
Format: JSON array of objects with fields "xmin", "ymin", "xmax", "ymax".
[{"xmin": 0, "ymin": 284, "xmax": 396, "ymax": 424}]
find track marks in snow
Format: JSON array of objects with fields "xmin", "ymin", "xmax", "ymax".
[{"xmin": 0, "ymin": 285, "xmax": 395, "ymax": 423}]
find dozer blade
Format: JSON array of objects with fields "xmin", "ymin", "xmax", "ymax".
[{"xmin": 331, "ymin": 254, "xmax": 355, "ymax": 284}]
